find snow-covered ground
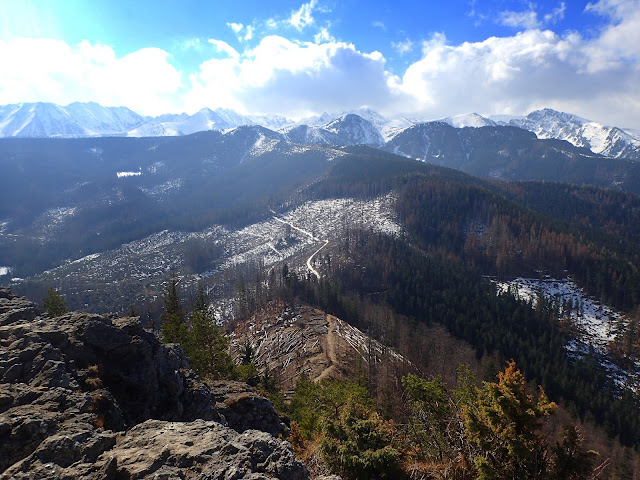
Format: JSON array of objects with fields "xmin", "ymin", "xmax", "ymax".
[
  {"xmin": 31, "ymin": 207, "xmax": 78, "ymax": 238},
  {"xmin": 15, "ymin": 194, "xmax": 400, "ymax": 311},
  {"xmin": 116, "ymin": 171, "xmax": 142, "ymax": 178},
  {"xmin": 218, "ymin": 195, "xmax": 400, "ymax": 273},
  {"xmin": 495, "ymin": 277, "xmax": 639, "ymax": 391},
  {"xmin": 141, "ymin": 178, "xmax": 183, "ymax": 198},
  {"xmin": 495, "ymin": 277, "xmax": 624, "ymax": 348}
]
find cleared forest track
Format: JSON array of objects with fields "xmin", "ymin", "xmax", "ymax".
[{"xmin": 314, "ymin": 315, "xmax": 339, "ymax": 382}]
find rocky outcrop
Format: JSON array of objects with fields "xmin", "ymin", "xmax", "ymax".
[
  {"xmin": 209, "ymin": 381, "xmax": 289, "ymax": 438},
  {"xmin": 5, "ymin": 419, "xmax": 308, "ymax": 479},
  {"xmin": 0, "ymin": 288, "xmax": 307, "ymax": 479}
]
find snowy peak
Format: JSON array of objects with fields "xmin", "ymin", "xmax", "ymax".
[
  {"xmin": 509, "ymin": 108, "xmax": 640, "ymax": 159},
  {"xmin": 324, "ymin": 114, "xmax": 384, "ymax": 146},
  {"xmin": 0, "ymin": 102, "xmax": 146, "ymax": 137},
  {"xmin": 437, "ymin": 113, "xmax": 497, "ymax": 128},
  {"xmin": 281, "ymin": 124, "xmax": 341, "ymax": 145}
]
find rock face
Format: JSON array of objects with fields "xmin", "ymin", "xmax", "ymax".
[
  {"xmin": 0, "ymin": 288, "xmax": 306, "ymax": 479},
  {"xmin": 209, "ymin": 381, "xmax": 290, "ymax": 438}
]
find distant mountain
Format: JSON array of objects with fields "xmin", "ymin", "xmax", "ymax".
[
  {"xmin": 502, "ymin": 108, "xmax": 640, "ymax": 159},
  {"xmin": 383, "ymin": 121, "xmax": 640, "ymax": 192},
  {"xmin": 437, "ymin": 113, "xmax": 497, "ymax": 128},
  {"xmin": 3, "ymin": 102, "xmax": 640, "ymax": 162},
  {"xmin": 297, "ymin": 111, "xmax": 335, "ymax": 127},
  {"xmin": 0, "ymin": 102, "xmax": 147, "ymax": 137},
  {"xmin": 128, "ymin": 109, "xmax": 295, "ymax": 137},
  {"xmin": 248, "ymin": 113, "xmax": 292, "ymax": 131},
  {"xmin": 324, "ymin": 113, "xmax": 384, "ymax": 146},
  {"xmin": 281, "ymin": 124, "xmax": 341, "ymax": 145}
]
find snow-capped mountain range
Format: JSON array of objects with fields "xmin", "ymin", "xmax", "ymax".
[
  {"xmin": 501, "ymin": 108, "xmax": 640, "ymax": 159},
  {"xmin": 1, "ymin": 101, "xmax": 640, "ymax": 160}
]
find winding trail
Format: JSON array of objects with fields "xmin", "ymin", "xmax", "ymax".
[
  {"xmin": 314, "ymin": 315, "xmax": 339, "ymax": 382},
  {"xmin": 306, "ymin": 240, "xmax": 328, "ymax": 280},
  {"xmin": 271, "ymin": 210, "xmax": 328, "ymax": 279}
]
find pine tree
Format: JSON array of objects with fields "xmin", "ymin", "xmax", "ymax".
[
  {"xmin": 185, "ymin": 308, "xmax": 234, "ymax": 380},
  {"xmin": 193, "ymin": 284, "xmax": 208, "ymax": 315},
  {"xmin": 42, "ymin": 287, "xmax": 68, "ymax": 317},
  {"xmin": 161, "ymin": 276, "xmax": 187, "ymax": 344}
]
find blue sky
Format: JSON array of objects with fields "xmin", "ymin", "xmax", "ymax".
[{"xmin": 1, "ymin": 0, "xmax": 639, "ymax": 128}]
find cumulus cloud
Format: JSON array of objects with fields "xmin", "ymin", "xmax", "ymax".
[
  {"xmin": 394, "ymin": 25, "xmax": 640, "ymax": 127},
  {"xmin": 2, "ymin": 0, "xmax": 640, "ymax": 128},
  {"xmin": 583, "ymin": 0, "xmax": 640, "ymax": 72},
  {"xmin": 0, "ymin": 38, "xmax": 182, "ymax": 115},
  {"xmin": 185, "ymin": 35, "xmax": 403, "ymax": 117}
]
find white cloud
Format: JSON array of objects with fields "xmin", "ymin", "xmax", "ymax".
[
  {"xmin": 227, "ymin": 22, "xmax": 254, "ymax": 42},
  {"xmin": 179, "ymin": 38, "xmax": 203, "ymax": 51},
  {"xmin": 544, "ymin": 2, "xmax": 566, "ymax": 24},
  {"xmin": 498, "ymin": 2, "xmax": 566, "ymax": 30},
  {"xmin": 244, "ymin": 25, "xmax": 254, "ymax": 42},
  {"xmin": 314, "ymin": 27, "xmax": 334, "ymax": 43},
  {"xmin": 185, "ymin": 35, "xmax": 403, "ymax": 117},
  {"xmin": 227, "ymin": 22, "xmax": 243, "ymax": 35},
  {"xmin": 392, "ymin": 39, "xmax": 414, "ymax": 56},
  {"xmin": 208, "ymin": 39, "xmax": 239, "ymax": 59},
  {"xmin": 372, "ymin": 21, "xmax": 386, "ymax": 31},
  {"xmin": 289, "ymin": 0, "xmax": 318, "ymax": 30},
  {"xmin": 0, "ymin": 38, "xmax": 182, "ymax": 115},
  {"xmin": 499, "ymin": 7, "xmax": 541, "ymax": 29},
  {"xmin": 267, "ymin": 0, "xmax": 326, "ymax": 32},
  {"xmin": 2, "ymin": 0, "xmax": 640, "ymax": 129},
  {"xmin": 583, "ymin": 0, "xmax": 640, "ymax": 73},
  {"xmin": 394, "ymin": 27, "xmax": 640, "ymax": 128}
]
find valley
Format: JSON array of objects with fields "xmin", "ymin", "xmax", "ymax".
[{"xmin": 3, "ymin": 102, "xmax": 640, "ymax": 476}]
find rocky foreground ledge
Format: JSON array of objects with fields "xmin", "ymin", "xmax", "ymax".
[{"xmin": 0, "ymin": 288, "xmax": 308, "ymax": 479}]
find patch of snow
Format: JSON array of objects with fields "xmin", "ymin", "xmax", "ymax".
[
  {"xmin": 116, "ymin": 171, "xmax": 142, "ymax": 178},
  {"xmin": 146, "ymin": 161, "xmax": 164, "ymax": 174},
  {"xmin": 438, "ymin": 113, "xmax": 497, "ymax": 128},
  {"xmin": 0, "ymin": 266, "xmax": 11, "ymax": 276},
  {"xmin": 141, "ymin": 178, "xmax": 183, "ymax": 198},
  {"xmin": 495, "ymin": 277, "xmax": 640, "ymax": 391},
  {"xmin": 32, "ymin": 207, "xmax": 78, "ymax": 238},
  {"xmin": 495, "ymin": 277, "xmax": 624, "ymax": 348}
]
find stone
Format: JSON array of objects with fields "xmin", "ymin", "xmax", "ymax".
[{"xmin": 0, "ymin": 288, "xmax": 308, "ymax": 480}]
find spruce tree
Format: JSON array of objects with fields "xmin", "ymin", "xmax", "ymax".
[
  {"xmin": 464, "ymin": 360, "xmax": 556, "ymax": 480},
  {"xmin": 42, "ymin": 287, "xmax": 68, "ymax": 317},
  {"xmin": 161, "ymin": 277, "xmax": 187, "ymax": 344},
  {"xmin": 184, "ymin": 287, "xmax": 234, "ymax": 380}
]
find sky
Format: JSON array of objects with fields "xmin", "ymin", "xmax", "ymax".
[{"xmin": 0, "ymin": 0, "xmax": 639, "ymax": 128}]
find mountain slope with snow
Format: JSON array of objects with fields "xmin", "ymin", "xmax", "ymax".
[
  {"xmin": 505, "ymin": 108, "xmax": 640, "ymax": 159},
  {"xmin": 0, "ymin": 102, "xmax": 147, "ymax": 137},
  {"xmin": 437, "ymin": 113, "xmax": 497, "ymax": 128},
  {"xmin": 281, "ymin": 124, "xmax": 342, "ymax": 145},
  {"xmin": 324, "ymin": 114, "xmax": 384, "ymax": 146}
]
